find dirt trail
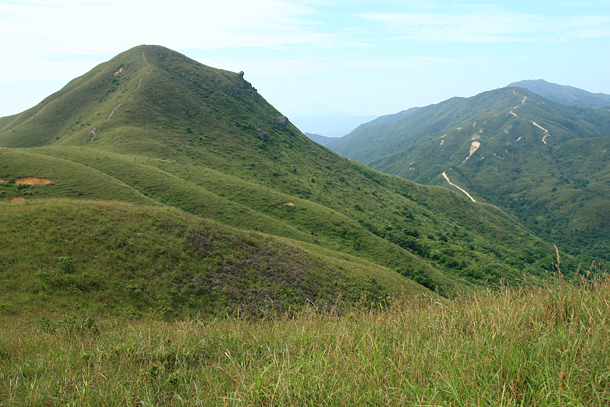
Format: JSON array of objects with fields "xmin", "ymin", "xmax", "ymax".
[
  {"xmin": 107, "ymin": 52, "xmax": 148, "ymax": 117},
  {"xmin": 130, "ymin": 78, "xmax": 143, "ymax": 97},
  {"xmin": 142, "ymin": 51, "xmax": 150, "ymax": 67},
  {"xmin": 85, "ymin": 51, "xmax": 150, "ymax": 142},
  {"xmin": 106, "ymin": 103, "xmax": 124, "ymax": 121},
  {"xmin": 512, "ymin": 92, "xmax": 527, "ymax": 109},
  {"xmin": 508, "ymin": 93, "xmax": 550, "ymax": 144},
  {"xmin": 442, "ymin": 172, "xmax": 477, "ymax": 203},
  {"xmin": 531, "ymin": 121, "xmax": 550, "ymax": 144}
]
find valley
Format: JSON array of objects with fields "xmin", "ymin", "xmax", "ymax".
[
  {"xmin": 0, "ymin": 45, "xmax": 567, "ymax": 320},
  {"xmin": 2, "ymin": 0, "xmax": 609, "ymax": 400},
  {"xmin": 330, "ymin": 84, "xmax": 610, "ymax": 262}
]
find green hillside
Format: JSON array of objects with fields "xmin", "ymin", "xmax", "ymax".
[
  {"xmin": 331, "ymin": 87, "xmax": 610, "ymax": 260},
  {"xmin": 0, "ymin": 199, "xmax": 420, "ymax": 317},
  {"xmin": 508, "ymin": 79, "xmax": 610, "ymax": 108},
  {"xmin": 0, "ymin": 46, "xmax": 565, "ymax": 315}
]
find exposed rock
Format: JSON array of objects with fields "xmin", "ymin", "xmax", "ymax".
[
  {"xmin": 277, "ymin": 115, "xmax": 289, "ymax": 127},
  {"xmin": 113, "ymin": 66, "xmax": 124, "ymax": 76},
  {"xmin": 238, "ymin": 71, "xmax": 245, "ymax": 79},
  {"xmin": 256, "ymin": 128, "xmax": 268, "ymax": 142}
]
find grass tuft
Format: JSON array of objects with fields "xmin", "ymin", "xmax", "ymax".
[{"xmin": 1, "ymin": 272, "xmax": 608, "ymax": 405}]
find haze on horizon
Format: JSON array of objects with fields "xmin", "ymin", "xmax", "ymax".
[{"xmin": 1, "ymin": 0, "xmax": 609, "ymax": 135}]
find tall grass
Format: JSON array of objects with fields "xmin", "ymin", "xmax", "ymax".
[{"xmin": 1, "ymin": 273, "xmax": 609, "ymax": 406}]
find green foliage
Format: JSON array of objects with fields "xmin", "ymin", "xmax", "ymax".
[
  {"xmin": 0, "ymin": 199, "xmax": 414, "ymax": 316},
  {"xmin": 332, "ymin": 87, "xmax": 610, "ymax": 261},
  {"xmin": 38, "ymin": 314, "xmax": 99, "ymax": 335},
  {"xmin": 1, "ymin": 273, "xmax": 609, "ymax": 405},
  {"xmin": 509, "ymin": 79, "xmax": 610, "ymax": 107},
  {"xmin": 0, "ymin": 45, "xmax": 565, "ymax": 308}
]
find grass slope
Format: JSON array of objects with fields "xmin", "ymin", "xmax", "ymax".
[
  {"xmin": 0, "ymin": 45, "xmax": 564, "ymax": 301},
  {"xmin": 0, "ymin": 199, "xmax": 420, "ymax": 317},
  {"xmin": 1, "ymin": 272, "xmax": 608, "ymax": 405},
  {"xmin": 331, "ymin": 87, "xmax": 610, "ymax": 260}
]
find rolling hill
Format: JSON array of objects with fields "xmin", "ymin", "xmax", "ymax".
[
  {"xmin": 330, "ymin": 86, "xmax": 610, "ymax": 261},
  {"xmin": 0, "ymin": 46, "xmax": 564, "ymax": 315}
]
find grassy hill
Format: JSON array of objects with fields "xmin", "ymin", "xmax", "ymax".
[
  {"xmin": 0, "ymin": 199, "xmax": 420, "ymax": 317},
  {"xmin": 0, "ymin": 46, "xmax": 567, "ymax": 315},
  {"xmin": 330, "ymin": 87, "xmax": 610, "ymax": 260}
]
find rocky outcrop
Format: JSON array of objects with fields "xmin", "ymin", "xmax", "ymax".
[{"xmin": 277, "ymin": 115, "xmax": 289, "ymax": 128}]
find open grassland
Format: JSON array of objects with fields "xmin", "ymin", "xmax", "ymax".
[
  {"xmin": 0, "ymin": 199, "xmax": 419, "ymax": 318},
  {"xmin": 1, "ymin": 273, "xmax": 609, "ymax": 406},
  {"xmin": 0, "ymin": 45, "xmax": 567, "ymax": 292}
]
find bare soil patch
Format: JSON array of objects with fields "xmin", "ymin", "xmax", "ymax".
[
  {"xmin": 10, "ymin": 197, "xmax": 26, "ymax": 202},
  {"xmin": 14, "ymin": 177, "xmax": 53, "ymax": 185}
]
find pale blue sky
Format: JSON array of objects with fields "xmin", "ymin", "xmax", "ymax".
[{"xmin": 1, "ymin": 0, "xmax": 609, "ymax": 123}]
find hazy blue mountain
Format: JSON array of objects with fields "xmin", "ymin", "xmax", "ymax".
[
  {"xmin": 291, "ymin": 114, "xmax": 377, "ymax": 138},
  {"xmin": 304, "ymin": 132, "xmax": 342, "ymax": 147}
]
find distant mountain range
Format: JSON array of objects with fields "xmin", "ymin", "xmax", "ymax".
[
  {"xmin": 291, "ymin": 114, "xmax": 377, "ymax": 138},
  {"xmin": 508, "ymin": 79, "xmax": 610, "ymax": 108},
  {"xmin": 303, "ymin": 132, "xmax": 340, "ymax": 148},
  {"xmin": 329, "ymin": 81, "xmax": 610, "ymax": 260},
  {"xmin": 0, "ymin": 45, "xmax": 563, "ymax": 315}
]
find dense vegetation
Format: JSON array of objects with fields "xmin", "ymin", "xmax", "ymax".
[
  {"xmin": 331, "ymin": 87, "xmax": 610, "ymax": 261},
  {"xmin": 0, "ymin": 45, "xmax": 563, "ymax": 298},
  {"xmin": 1, "ymin": 272, "xmax": 608, "ymax": 405},
  {"xmin": 508, "ymin": 79, "xmax": 610, "ymax": 108},
  {"xmin": 0, "ymin": 45, "xmax": 607, "ymax": 406}
]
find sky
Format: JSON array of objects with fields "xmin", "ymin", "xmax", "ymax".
[{"xmin": 1, "ymin": 0, "xmax": 609, "ymax": 135}]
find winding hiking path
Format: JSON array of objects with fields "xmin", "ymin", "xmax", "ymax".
[
  {"xmin": 442, "ymin": 171, "xmax": 477, "ymax": 203},
  {"xmin": 532, "ymin": 121, "xmax": 550, "ymax": 144},
  {"xmin": 86, "ymin": 51, "xmax": 150, "ymax": 142},
  {"xmin": 509, "ymin": 92, "xmax": 550, "ymax": 144}
]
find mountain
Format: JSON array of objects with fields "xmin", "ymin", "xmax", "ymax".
[
  {"xmin": 508, "ymin": 79, "xmax": 610, "ymax": 108},
  {"xmin": 330, "ymin": 87, "xmax": 610, "ymax": 260},
  {"xmin": 304, "ymin": 132, "xmax": 341, "ymax": 148},
  {"xmin": 346, "ymin": 107, "xmax": 420, "ymax": 137},
  {"xmin": 291, "ymin": 114, "xmax": 377, "ymax": 138},
  {"xmin": 325, "ymin": 107, "xmax": 420, "ymax": 148},
  {"xmin": 0, "ymin": 46, "xmax": 563, "ymax": 315}
]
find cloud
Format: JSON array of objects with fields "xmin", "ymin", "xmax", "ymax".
[
  {"xmin": 0, "ymin": 0, "xmax": 346, "ymax": 84},
  {"xmin": 0, "ymin": 0, "xmax": 339, "ymax": 56},
  {"xmin": 354, "ymin": 10, "xmax": 610, "ymax": 43}
]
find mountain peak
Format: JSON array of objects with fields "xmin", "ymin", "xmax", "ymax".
[
  {"xmin": 0, "ymin": 44, "xmax": 269, "ymax": 150},
  {"xmin": 508, "ymin": 79, "xmax": 610, "ymax": 108}
]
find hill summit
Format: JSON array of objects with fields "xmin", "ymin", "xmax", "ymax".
[
  {"xmin": 0, "ymin": 46, "xmax": 562, "ymax": 315},
  {"xmin": 508, "ymin": 79, "xmax": 610, "ymax": 108},
  {"xmin": 330, "ymin": 85, "xmax": 610, "ymax": 260}
]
